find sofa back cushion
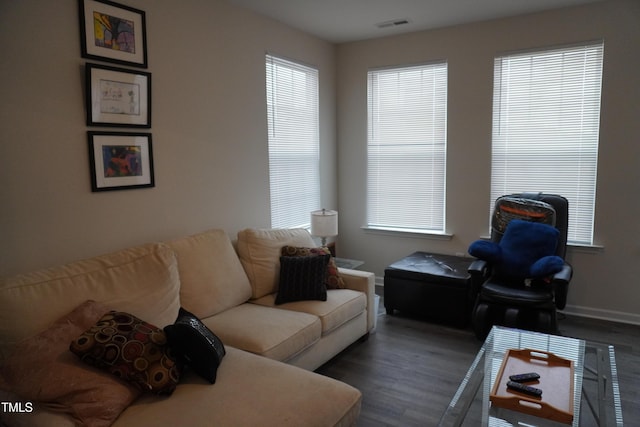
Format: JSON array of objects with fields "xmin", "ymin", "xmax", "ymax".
[
  {"xmin": 0, "ymin": 243, "xmax": 180, "ymax": 363},
  {"xmin": 236, "ymin": 228, "xmax": 315, "ymax": 299},
  {"xmin": 166, "ymin": 229, "xmax": 252, "ymax": 318}
]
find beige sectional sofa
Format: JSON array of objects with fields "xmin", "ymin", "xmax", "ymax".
[{"xmin": 0, "ymin": 228, "xmax": 375, "ymax": 427}]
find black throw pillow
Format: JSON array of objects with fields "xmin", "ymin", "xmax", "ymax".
[
  {"xmin": 163, "ymin": 307, "xmax": 225, "ymax": 384},
  {"xmin": 275, "ymin": 254, "xmax": 329, "ymax": 305}
]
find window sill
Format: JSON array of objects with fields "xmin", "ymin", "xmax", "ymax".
[
  {"xmin": 362, "ymin": 226, "xmax": 453, "ymax": 240},
  {"xmin": 479, "ymin": 235, "xmax": 605, "ymax": 253},
  {"xmin": 567, "ymin": 243, "xmax": 604, "ymax": 254}
]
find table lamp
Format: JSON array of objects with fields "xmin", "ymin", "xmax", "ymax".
[{"xmin": 310, "ymin": 209, "xmax": 338, "ymax": 246}]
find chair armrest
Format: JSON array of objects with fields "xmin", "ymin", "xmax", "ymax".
[
  {"xmin": 468, "ymin": 259, "xmax": 488, "ymax": 276},
  {"xmin": 552, "ymin": 262, "xmax": 573, "ymax": 285},
  {"xmin": 468, "ymin": 259, "xmax": 489, "ymax": 296},
  {"xmin": 552, "ymin": 262, "xmax": 573, "ymax": 310},
  {"xmin": 338, "ymin": 268, "xmax": 376, "ymax": 333}
]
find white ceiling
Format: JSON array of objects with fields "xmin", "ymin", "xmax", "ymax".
[{"xmin": 226, "ymin": 0, "xmax": 606, "ymax": 43}]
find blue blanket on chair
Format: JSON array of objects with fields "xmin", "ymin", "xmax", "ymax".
[{"xmin": 469, "ymin": 219, "xmax": 564, "ymax": 280}]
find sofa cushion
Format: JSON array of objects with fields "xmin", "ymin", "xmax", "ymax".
[
  {"xmin": 0, "ymin": 300, "xmax": 140, "ymax": 427},
  {"xmin": 70, "ymin": 310, "xmax": 181, "ymax": 395},
  {"xmin": 253, "ymin": 289, "xmax": 367, "ymax": 336},
  {"xmin": 0, "ymin": 391, "xmax": 77, "ymax": 427},
  {"xmin": 281, "ymin": 245, "xmax": 346, "ymax": 289},
  {"xmin": 0, "ymin": 243, "xmax": 181, "ymax": 362},
  {"xmin": 275, "ymin": 255, "xmax": 329, "ymax": 305},
  {"xmin": 112, "ymin": 347, "xmax": 362, "ymax": 427},
  {"xmin": 164, "ymin": 307, "xmax": 226, "ymax": 384},
  {"xmin": 166, "ymin": 229, "xmax": 252, "ymax": 318},
  {"xmin": 236, "ymin": 228, "xmax": 316, "ymax": 299},
  {"xmin": 0, "ymin": 347, "xmax": 362, "ymax": 427},
  {"xmin": 202, "ymin": 304, "xmax": 321, "ymax": 362}
]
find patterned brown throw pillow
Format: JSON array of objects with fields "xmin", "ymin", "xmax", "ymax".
[
  {"xmin": 70, "ymin": 311, "xmax": 181, "ymax": 395},
  {"xmin": 281, "ymin": 245, "xmax": 346, "ymax": 289}
]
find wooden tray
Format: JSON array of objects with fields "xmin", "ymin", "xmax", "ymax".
[{"xmin": 490, "ymin": 348, "xmax": 574, "ymax": 424}]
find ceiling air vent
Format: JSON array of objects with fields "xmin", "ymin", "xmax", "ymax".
[{"xmin": 376, "ymin": 18, "xmax": 411, "ymax": 29}]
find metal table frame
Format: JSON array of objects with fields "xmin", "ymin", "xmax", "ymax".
[{"xmin": 438, "ymin": 326, "xmax": 623, "ymax": 426}]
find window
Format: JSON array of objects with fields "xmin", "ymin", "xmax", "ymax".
[
  {"xmin": 266, "ymin": 55, "xmax": 320, "ymax": 228},
  {"xmin": 491, "ymin": 42, "xmax": 604, "ymax": 245},
  {"xmin": 367, "ymin": 62, "xmax": 448, "ymax": 233}
]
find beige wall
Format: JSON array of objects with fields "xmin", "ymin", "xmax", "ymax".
[
  {"xmin": 336, "ymin": 0, "xmax": 640, "ymax": 323},
  {"xmin": 0, "ymin": 0, "xmax": 336, "ymax": 274},
  {"xmin": 1, "ymin": 0, "xmax": 638, "ymax": 324}
]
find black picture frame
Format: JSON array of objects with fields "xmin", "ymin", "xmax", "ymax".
[
  {"xmin": 88, "ymin": 131, "xmax": 155, "ymax": 192},
  {"xmin": 79, "ymin": 0, "xmax": 148, "ymax": 68},
  {"xmin": 86, "ymin": 62, "xmax": 151, "ymax": 128}
]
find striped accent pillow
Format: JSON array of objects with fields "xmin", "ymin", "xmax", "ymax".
[{"xmin": 275, "ymin": 255, "xmax": 329, "ymax": 304}]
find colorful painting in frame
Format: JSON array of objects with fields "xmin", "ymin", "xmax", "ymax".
[
  {"xmin": 79, "ymin": 0, "xmax": 148, "ymax": 68},
  {"xmin": 88, "ymin": 131, "xmax": 154, "ymax": 192}
]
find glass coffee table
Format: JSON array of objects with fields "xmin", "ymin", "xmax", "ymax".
[{"xmin": 438, "ymin": 326, "xmax": 623, "ymax": 426}]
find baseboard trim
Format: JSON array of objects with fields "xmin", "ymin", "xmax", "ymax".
[{"xmin": 561, "ymin": 305, "xmax": 640, "ymax": 326}]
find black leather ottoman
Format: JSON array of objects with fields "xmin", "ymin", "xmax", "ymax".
[{"xmin": 384, "ymin": 252, "xmax": 472, "ymax": 327}]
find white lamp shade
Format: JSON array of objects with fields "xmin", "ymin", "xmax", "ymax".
[{"xmin": 310, "ymin": 209, "xmax": 338, "ymax": 238}]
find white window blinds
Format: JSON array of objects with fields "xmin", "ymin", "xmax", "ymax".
[
  {"xmin": 266, "ymin": 55, "xmax": 320, "ymax": 229},
  {"xmin": 367, "ymin": 62, "xmax": 448, "ymax": 233},
  {"xmin": 491, "ymin": 42, "xmax": 604, "ymax": 245}
]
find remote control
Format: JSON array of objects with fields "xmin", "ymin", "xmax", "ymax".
[
  {"xmin": 509, "ymin": 372, "xmax": 540, "ymax": 383},
  {"xmin": 507, "ymin": 380, "xmax": 543, "ymax": 397}
]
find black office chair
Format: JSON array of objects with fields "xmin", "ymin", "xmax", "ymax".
[{"xmin": 468, "ymin": 193, "xmax": 573, "ymax": 340}]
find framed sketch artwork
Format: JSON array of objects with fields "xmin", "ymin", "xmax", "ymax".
[
  {"xmin": 86, "ymin": 63, "xmax": 151, "ymax": 127},
  {"xmin": 79, "ymin": 0, "xmax": 148, "ymax": 68},
  {"xmin": 88, "ymin": 131, "xmax": 155, "ymax": 192}
]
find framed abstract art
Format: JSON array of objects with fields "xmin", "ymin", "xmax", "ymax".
[
  {"xmin": 88, "ymin": 131, "xmax": 154, "ymax": 192},
  {"xmin": 79, "ymin": 0, "xmax": 148, "ymax": 68}
]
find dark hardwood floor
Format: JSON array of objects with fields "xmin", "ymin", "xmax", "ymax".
[{"xmin": 316, "ymin": 291, "xmax": 640, "ymax": 426}]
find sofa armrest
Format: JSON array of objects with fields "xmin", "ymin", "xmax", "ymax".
[{"xmin": 338, "ymin": 268, "xmax": 376, "ymax": 333}]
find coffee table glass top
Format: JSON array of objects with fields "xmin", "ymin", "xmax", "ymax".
[{"xmin": 438, "ymin": 326, "xmax": 623, "ymax": 426}]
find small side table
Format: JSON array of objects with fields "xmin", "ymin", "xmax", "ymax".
[{"xmin": 334, "ymin": 257, "xmax": 364, "ymax": 270}]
